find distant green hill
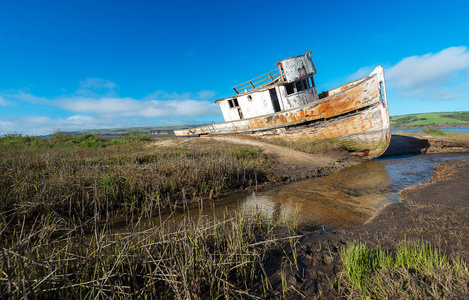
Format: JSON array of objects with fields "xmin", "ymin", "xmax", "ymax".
[
  {"xmin": 390, "ymin": 111, "xmax": 469, "ymax": 128},
  {"xmin": 57, "ymin": 124, "xmax": 208, "ymax": 137}
]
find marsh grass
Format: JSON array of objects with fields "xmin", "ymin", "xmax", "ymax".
[
  {"xmin": 0, "ymin": 134, "xmax": 275, "ymax": 227},
  {"xmin": 339, "ymin": 240, "xmax": 469, "ymax": 299},
  {"xmin": 0, "ymin": 211, "xmax": 287, "ymax": 299},
  {"xmin": 0, "ymin": 133, "xmax": 300, "ymax": 299}
]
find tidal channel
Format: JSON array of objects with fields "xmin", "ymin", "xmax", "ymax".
[{"xmin": 175, "ymin": 152, "xmax": 469, "ymax": 230}]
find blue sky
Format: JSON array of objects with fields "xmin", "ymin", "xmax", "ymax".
[{"xmin": 1, "ymin": 0, "xmax": 468, "ymax": 135}]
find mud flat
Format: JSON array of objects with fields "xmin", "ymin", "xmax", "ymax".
[
  {"xmin": 271, "ymin": 155, "xmax": 469, "ymax": 298},
  {"xmin": 382, "ymin": 133, "xmax": 469, "ymax": 157}
]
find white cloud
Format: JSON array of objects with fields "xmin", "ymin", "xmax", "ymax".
[
  {"xmin": 196, "ymin": 90, "xmax": 217, "ymax": 100},
  {"xmin": 386, "ymin": 46, "xmax": 469, "ymax": 100},
  {"xmin": 143, "ymin": 90, "xmax": 192, "ymax": 101},
  {"xmin": 57, "ymin": 97, "xmax": 220, "ymax": 118},
  {"xmin": 2, "ymin": 91, "xmax": 51, "ymax": 104},
  {"xmin": 0, "ymin": 115, "xmax": 118, "ymax": 136},
  {"xmin": 76, "ymin": 78, "xmax": 119, "ymax": 97},
  {"xmin": 0, "ymin": 76, "xmax": 223, "ymax": 135},
  {"xmin": 0, "ymin": 120, "xmax": 15, "ymax": 132}
]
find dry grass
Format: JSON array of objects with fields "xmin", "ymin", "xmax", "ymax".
[
  {"xmin": 0, "ymin": 134, "xmax": 277, "ymax": 227},
  {"xmin": 0, "ymin": 210, "xmax": 298, "ymax": 299},
  {"xmin": 0, "ymin": 134, "xmax": 305, "ymax": 299}
]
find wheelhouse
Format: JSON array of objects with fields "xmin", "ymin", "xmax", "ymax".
[{"xmin": 215, "ymin": 51, "xmax": 319, "ymax": 122}]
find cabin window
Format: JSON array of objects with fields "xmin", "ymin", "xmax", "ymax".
[
  {"xmin": 295, "ymin": 81, "xmax": 305, "ymax": 92},
  {"xmin": 228, "ymin": 98, "xmax": 239, "ymax": 108},
  {"xmin": 247, "ymin": 95, "xmax": 252, "ymax": 101},
  {"xmin": 285, "ymin": 83, "xmax": 295, "ymax": 95},
  {"xmin": 285, "ymin": 77, "xmax": 316, "ymax": 95}
]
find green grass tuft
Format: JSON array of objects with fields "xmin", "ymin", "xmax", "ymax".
[{"xmin": 340, "ymin": 240, "xmax": 469, "ymax": 298}]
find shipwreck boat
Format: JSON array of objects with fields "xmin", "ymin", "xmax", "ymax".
[{"xmin": 174, "ymin": 51, "xmax": 391, "ymax": 158}]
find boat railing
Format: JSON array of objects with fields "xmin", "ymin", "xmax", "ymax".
[{"xmin": 232, "ymin": 69, "xmax": 281, "ymax": 94}]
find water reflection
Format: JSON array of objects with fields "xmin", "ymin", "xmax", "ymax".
[
  {"xmin": 215, "ymin": 152, "xmax": 469, "ymax": 230},
  {"xmin": 240, "ymin": 160, "xmax": 391, "ymax": 229},
  {"xmin": 146, "ymin": 153, "xmax": 469, "ymax": 231}
]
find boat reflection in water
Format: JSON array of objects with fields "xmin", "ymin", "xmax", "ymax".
[{"xmin": 239, "ymin": 160, "xmax": 391, "ymax": 230}]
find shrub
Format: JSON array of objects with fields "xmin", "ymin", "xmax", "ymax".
[{"xmin": 422, "ymin": 125, "xmax": 447, "ymax": 136}]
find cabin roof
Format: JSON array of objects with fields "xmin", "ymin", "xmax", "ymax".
[
  {"xmin": 214, "ymin": 52, "xmax": 314, "ymax": 103},
  {"xmin": 214, "ymin": 77, "xmax": 280, "ymax": 103}
]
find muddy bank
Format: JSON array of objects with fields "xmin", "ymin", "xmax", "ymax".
[
  {"xmin": 382, "ymin": 134, "xmax": 469, "ymax": 157},
  {"xmin": 270, "ymin": 157, "xmax": 469, "ymax": 298},
  {"xmin": 209, "ymin": 134, "xmax": 469, "ymax": 180},
  {"xmin": 152, "ymin": 134, "xmax": 469, "ymax": 185}
]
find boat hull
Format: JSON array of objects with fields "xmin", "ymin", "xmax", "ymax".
[{"xmin": 175, "ymin": 66, "xmax": 390, "ymax": 159}]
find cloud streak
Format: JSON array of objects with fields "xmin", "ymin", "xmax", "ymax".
[
  {"xmin": 347, "ymin": 66, "xmax": 375, "ymax": 81},
  {"xmin": 1, "ymin": 91, "xmax": 51, "ymax": 105},
  {"xmin": 0, "ymin": 78, "xmax": 221, "ymax": 135},
  {"xmin": 76, "ymin": 78, "xmax": 120, "ymax": 97},
  {"xmin": 386, "ymin": 46, "xmax": 469, "ymax": 100},
  {"xmin": 0, "ymin": 115, "xmax": 116, "ymax": 136},
  {"xmin": 57, "ymin": 97, "xmax": 220, "ymax": 118},
  {"xmin": 0, "ymin": 96, "xmax": 11, "ymax": 106}
]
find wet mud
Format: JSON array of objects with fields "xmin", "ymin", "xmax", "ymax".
[{"xmin": 270, "ymin": 156, "xmax": 469, "ymax": 298}]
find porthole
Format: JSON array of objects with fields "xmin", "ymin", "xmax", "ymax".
[{"xmin": 247, "ymin": 95, "xmax": 252, "ymax": 101}]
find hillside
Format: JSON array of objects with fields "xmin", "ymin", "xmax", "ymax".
[
  {"xmin": 390, "ymin": 111, "xmax": 469, "ymax": 128},
  {"xmin": 56, "ymin": 124, "xmax": 208, "ymax": 137}
]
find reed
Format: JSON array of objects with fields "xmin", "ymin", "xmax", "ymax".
[
  {"xmin": 0, "ymin": 133, "xmax": 291, "ymax": 298},
  {"xmin": 0, "ymin": 211, "xmax": 286, "ymax": 299},
  {"xmin": 0, "ymin": 134, "xmax": 276, "ymax": 227}
]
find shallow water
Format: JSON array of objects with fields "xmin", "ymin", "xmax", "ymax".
[
  {"xmin": 391, "ymin": 127, "xmax": 469, "ymax": 133},
  {"xmin": 132, "ymin": 152, "xmax": 469, "ymax": 233},
  {"xmin": 195, "ymin": 152, "xmax": 469, "ymax": 230}
]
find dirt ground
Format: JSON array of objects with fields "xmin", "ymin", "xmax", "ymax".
[
  {"xmin": 152, "ymin": 135, "xmax": 364, "ymax": 181},
  {"xmin": 209, "ymin": 135, "xmax": 363, "ymax": 180},
  {"xmin": 153, "ymin": 134, "xmax": 469, "ymax": 182}
]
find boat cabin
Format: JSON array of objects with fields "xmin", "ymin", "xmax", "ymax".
[{"xmin": 215, "ymin": 51, "xmax": 319, "ymax": 122}]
